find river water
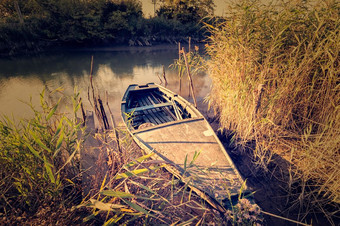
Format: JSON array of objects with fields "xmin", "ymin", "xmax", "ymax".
[{"xmin": 0, "ymin": 46, "xmax": 211, "ymax": 124}]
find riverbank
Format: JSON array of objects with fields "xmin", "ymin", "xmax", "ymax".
[
  {"xmin": 0, "ymin": 0, "xmax": 213, "ymax": 58},
  {"xmin": 0, "ymin": 37, "xmax": 205, "ymax": 58}
]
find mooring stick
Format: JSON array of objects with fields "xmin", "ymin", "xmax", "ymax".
[
  {"xmin": 156, "ymin": 73, "xmax": 163, "ymax": 85},
  {"xmin": 178, "ymin": 42, "xmax": 182, "ymax": 95},
  {"xmin": 181, "ymin": 48, "xmax": 197, "ymax": 108},
  {"xmin": 80, "ymin": 97, "xmax": 86, "ymax": 126},
  {"xmin": 105, "ymin": 91, "xmax": 121, "ymax": 153},
  {"xmin": 89, "ymin": 56, "xmax": 104, "ymax": 130},
  {"xmin": 162, "ymin": 65, "xmax": 168, "ymax": 87}
]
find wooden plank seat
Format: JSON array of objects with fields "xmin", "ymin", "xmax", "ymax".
[
  {"xmin": 126, "ymin": 102, "xmax": 172, "ymax": 113},
  {"xmin": 138, "ymin": 97, "xmax": 162, "ymax": 125},
  {"xmin": 141, "ymin": 94, "xmax": 174, "ymax": 123}
]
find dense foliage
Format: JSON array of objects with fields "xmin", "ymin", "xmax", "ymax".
[
  {"xmin": 0, "ymin": 0, "xmax": 212, "ymax": 55},
  {"xmin": 206, "ymin": 0, "xmax": 339, "ymax": 222},
  {"xmin": 156, "ymin": 0, "xmax": 214, "ymax": 23},
  {"xmin": 0, "ymin": 89, "xmax": 84, "ymax": 215}
]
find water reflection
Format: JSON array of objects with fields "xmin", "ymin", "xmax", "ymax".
[{"xmin": 0, "ymin": 47, "xmax": 211, "ymax": 124}]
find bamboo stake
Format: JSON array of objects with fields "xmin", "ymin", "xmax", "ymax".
[
  {"xmin": 156, "ymin": 72, "xmax": 163, "ymax": 85},
  {"xmin": 105, "ymin": 91, "xmax": 121, "ymax": 153},
  {"xmin": 80, "ymin": 97, "xmax": 86, "ymax": 126},
  {"xmin": 98, "ymin": 97, "xmax": 109, "ymax": 130},
  {"xmin": 182, "ymin": 48, "xmax": 197, "ymax": 108},
  {"xmin": 89, "ymin": 56, "xmax": 104, "ymax": 130},
  {"xmin": 162, "ymin": 65, "xmax": 168, "ymax": 87},
  {"xmin": 178, "ymin": 42, "xmax": 182, "ymax": 95}
]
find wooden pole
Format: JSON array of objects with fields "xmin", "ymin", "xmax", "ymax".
[
  {"xmin": 80, "ymin": 97, "xmax": 86, "ymax": 126},
  {"xmin": 105, "ymin": 91, "xmax": 121, "ymax": 153},
  {"xmin": 89, "ymin": 56, "xmax": 104, "ymax": 130},
  {"xmin": 182, "ymin": 47, "xmax": 197, "ymax": 108},
  {"xmin": 98, "ymin": 97, "xmax": 109, "ymax": 130},
  {"xmin": 156, "ymin": 72, "xmax": 163, "ymax": 85},
  {"xmin": 178, "ymin": 42, "xmax": 182, "ymax": 95},
  {"xmin": 162, "ymin": 65, "xmax": 168, "ymax": 87}
]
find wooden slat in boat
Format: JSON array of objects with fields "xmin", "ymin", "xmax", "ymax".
[{"xmin": 126, "ymin": 102, "xmax": 172, "ymax": 113}]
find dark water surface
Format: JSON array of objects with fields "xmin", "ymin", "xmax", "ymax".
[{"xmin": 0, "ymin": 46, "xmax": 211, "ymax": 123}]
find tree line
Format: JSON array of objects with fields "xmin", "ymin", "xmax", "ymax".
[{"xmin": 0, "ymin": 0, "xmax": 215, "ymax": 55}]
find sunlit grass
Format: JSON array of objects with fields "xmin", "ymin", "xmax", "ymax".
[
  {"xmin": 205, "ymin": 0, "xmax": 339, "ymax": 221},
  {"xmin": 77, "ymin": 130, "xmax": 264, "ymax": 225},
  {"xmin": 0, "ymin": 88, "xmax": 84, "ymax": 215},
  {"xmin": 77, "ymin": 131, "xmax": 226, "ymax": 225}
]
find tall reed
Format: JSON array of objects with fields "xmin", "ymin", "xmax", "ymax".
[
  {"xmin": 205, "ymin": 0, "xmax": 339, "ymax": 220},
  {"xmin": 0, "ymin": 88, "xmax": 84, "ymax": 214}
]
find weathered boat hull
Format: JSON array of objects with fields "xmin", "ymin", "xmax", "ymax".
[{"xmin": 121, "ymin": 83, "xmax": 247, "ymax": 209}]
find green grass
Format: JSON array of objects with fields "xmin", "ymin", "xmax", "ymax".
[
  {"xmin": 0, "ymin": 88, "xmax": 84, "ymax": 216},
  {"xmin": 205, "ymin": 0, "xmax": 339, "ymax": 222}
]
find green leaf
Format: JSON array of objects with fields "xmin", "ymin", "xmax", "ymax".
[
  {"xmin": 101, "ymin": 190, "xmax": 135, "ymax": 198},
  {"xmin": 114, "ymin": 168, "xmax": 149, "ymax": 179},
  {"xmin": 103, "ymin": 218, "xmax": 117, "ymax": 226},
  {"xmin": 125, "ymin": 153, "xmax": 154, "ymax": 168},
  {"xmin": 83, "ymin": 211, "xmax": 100, "ymax": 222},
  {"xmin": 53, "ymin": 118, "xmax": 64, "ymax": 141},
  {"xmin": 89, "ymin": 199, "xmax": 126, "ymax": 211},
  {"xmin": 46, "ymin": 98, "xmax": 61, "ymax": 121},
  {"xmin": 29, "ymin": 130, "xmax": 52, "ymax": 153},
  {"xmin": 189, "ymin": 150, "xmax": 201, "ymax": 167},
  {"xmin": 55, "ymin": 141, "xmax": 79, "ymax": 174},
  {"xmin": 55, "ymin": 130, "xmax": 64, "ymax": 151},
  {"xmin": 44, "ymin": 156, "xmax": 55, "ymax": 184},
  {"xmin": 122, "ymin": 199, "xmax": 155, "ymax": 218},
  {"xmin": 25, "ymin": 142, "xmax": 43, "ymax": 161},
  {"xmin": 129, "ymin": 180, "xmax": 156, "ymax": 195},
  {"xmin": 184, "ymin": 154, "xmax": 188, "ymax": 172}
]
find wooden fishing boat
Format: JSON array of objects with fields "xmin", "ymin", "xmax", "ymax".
[{"xmin": 121, "ymin": 83, "xmax": 248, "ymax": 210}]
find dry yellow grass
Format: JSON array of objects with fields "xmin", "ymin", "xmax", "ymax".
[{"xmin": 205, "ymin": 0, "xmax": 339, "ymax": 221}]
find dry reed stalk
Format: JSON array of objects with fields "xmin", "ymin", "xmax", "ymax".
[{"xmin": 205, "ymin": 0, "xmax": 339, "ymax": 221}]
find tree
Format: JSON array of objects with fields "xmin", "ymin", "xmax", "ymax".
[{"xmin": 156, "ymin": 0, "xmax": 214, "ymax": 24}]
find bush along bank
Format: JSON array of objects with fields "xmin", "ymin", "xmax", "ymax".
[
  {"xmin": 205, "ymin": 0, "xmax": 339, "ymax": 224},
  {"xmin": 0, "ymin": 0, "xmax": 210, "ymax": 56}
]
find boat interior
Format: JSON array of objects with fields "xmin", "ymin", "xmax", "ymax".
[{"xmin": 122, "ymin": 85, "xmax": 195, "ymax": 130}]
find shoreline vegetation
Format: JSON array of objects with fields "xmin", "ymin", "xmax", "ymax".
[
  {"xmin": 0, "ymin": 0, "xmax": 214, "ymax": 56},
  {"xmin": 1, "ymin": 0, "xmax": 339, "ymax": 225},
  {"xmin": 205, "ymin": 0, "xmax": 339, "ymax": 224}
]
